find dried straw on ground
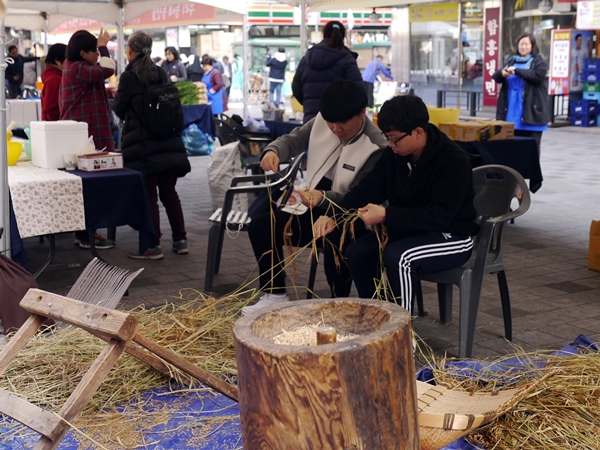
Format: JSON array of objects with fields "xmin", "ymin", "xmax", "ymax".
[
  {"xmin": 428, "ymin": 346, "xmax": 600, "ymax": 450},
  {"xmin": 0, "ymin": 289, "xmax": 246, "ymax": 448}
]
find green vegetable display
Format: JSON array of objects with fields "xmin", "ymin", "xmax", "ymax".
[{"xmin": 175, "ymin": 82, "xmax": 200, "ymax": 105}]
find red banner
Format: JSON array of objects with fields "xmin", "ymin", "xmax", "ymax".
[
  {"xmin": 52, "ymin": 18, "xmax": 103, "ymax": 34},
  {"xmin": 483, "ymin": 7, "xmax": 500, "ymax": 107},
  {"xmin": 126, "ymin": 4, "xmax": 240, "ymax": 29}
]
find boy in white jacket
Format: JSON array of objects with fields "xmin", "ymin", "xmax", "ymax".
[{"xmin": 244, "ymin": 80, "xmax": 387, "ymax": 314}]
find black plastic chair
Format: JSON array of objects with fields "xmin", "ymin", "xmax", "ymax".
[
  {"xmin": 204, "ymin": 153, "xmax": 306, "ymax": 293},
  {"xmin": 416, "ymin": 165, "xmax": 531, "ymax": 358},
  {"xmin": 214, "ymin": 119, "xmax": 273, "ymax": 174}
]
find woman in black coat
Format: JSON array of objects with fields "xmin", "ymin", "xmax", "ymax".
[
  {"xmin": 114, "ymin": 31, "xmax": 191, "ymax": 260},
  {"xmin": 493, "ymin": 33, "xmax": 549, "ymax": 154},
  {"xmin": 292, "ymin": 21, "xmax": 363, "ymax": 122}
]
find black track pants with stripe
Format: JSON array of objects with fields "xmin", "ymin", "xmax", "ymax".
[{"xmin": 346, "ymin": 231, "xmax": 474, "ymax": 313}]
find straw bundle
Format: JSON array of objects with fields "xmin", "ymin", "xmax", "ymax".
[
  {"xmin": 464, "ymin": 349, "xmax": 600, "ymax": 450},
  {"xmin": 0, "ymin": 290, "xmax": 244, "ymax": 415}
]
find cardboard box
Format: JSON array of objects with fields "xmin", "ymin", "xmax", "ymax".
[
  {"xmin": 589, "ymin": 220, "xmax": 600, "ymax": 272},
  {"xmin": 30, "ymin": 120, "xmax": 89, "ymax": 169},
  {"xmin": 438, "ymin": 120, "xmax": 514, "ymax": 142},
  {"xmin": 77, "ymin": 152, "xmax": 123, "ymax": 172}
]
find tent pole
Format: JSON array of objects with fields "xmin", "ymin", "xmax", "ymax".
[
  {"xmin": 300, "ymin": 0, "xmax": 307, "ymax": 55},
  {"xmin": 243, "ymin": 2, "xmax": 249, "ymax": 119},
  {"xmin": 118, "ymin": 5, "xmax": 125, "ymax": 77},
  {"xmin": 43, "ymin": 12, "xmax": 48, "ymax": 54},
  {"xmin": 0, "ymin": 20, "xmax": 10, "ymax": 256}
]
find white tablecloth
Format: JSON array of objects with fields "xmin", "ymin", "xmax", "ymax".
[{"xmin": 8, "ymin": 163, "xmax": 86, "ymax": 238}]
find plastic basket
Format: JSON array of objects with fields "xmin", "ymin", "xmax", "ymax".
[
  {"xmin": 427, "ymin": 107, "xmax": 460, "ymax": 127},
  {"xmin": 570, "ymin": 113, "xmax": 597, "ymax": 127},
  {"xmin": 570, "ymin": 98, "xmax": 598, "ymax": 115}
]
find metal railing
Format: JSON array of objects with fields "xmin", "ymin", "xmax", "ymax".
[{"xmin": 436, "ymin": 90, "xmax": 482, "ymax": 116}]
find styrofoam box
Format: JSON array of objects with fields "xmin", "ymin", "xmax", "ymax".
[
  {"xmin": 30, "ymin": 121, "xmax": 89, "ymax": 169},
  {"xmin": 7, "ymin": 99, "xmax": 41, "ymax": 129}
]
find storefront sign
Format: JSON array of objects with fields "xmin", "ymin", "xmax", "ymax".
[
  {"xmin": 549, "ymin": 29, "xmax": 572, "ymax": 95},
  {"xmin": 576, "ymin": 1, "xmax": 600, "ymax": 30},
  {"xmin": 409, "ymin": 3, "xmax": 458, "ymax": 22},
  {"xmin": 483, "ymin": 7, "xmax": 500, "ymax": 107}
]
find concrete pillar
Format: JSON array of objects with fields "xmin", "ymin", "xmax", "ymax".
[{"xmin": 390, "ymin": 7, "xmax": 410, "ymax": 84}]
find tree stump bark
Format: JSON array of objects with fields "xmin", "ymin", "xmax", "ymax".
[{"xmin": 234, "ymin": 298, "xmax": 419, "ymax": 450}]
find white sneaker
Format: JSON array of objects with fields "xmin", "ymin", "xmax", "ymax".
[{"xmin": 242, "ymin": 293, "xmax": 290, "ymax": 315}]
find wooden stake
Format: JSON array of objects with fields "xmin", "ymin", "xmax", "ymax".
[{"xmin": 316, "ymin": 326, "xmax": 337, "ymax": 345}]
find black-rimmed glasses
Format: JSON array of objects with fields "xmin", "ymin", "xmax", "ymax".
[{"xmin": 382, "ymin": 131, "xmax": 412, "ymax": 146}]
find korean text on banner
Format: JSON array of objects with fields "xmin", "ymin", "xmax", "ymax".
[
  {"xmin": 483, "ymin": 7, "xmax": 500, "ymax": 107},
  {"xmin": 549, "ymin": 29, "xmax": 572, "ymax": 95}
]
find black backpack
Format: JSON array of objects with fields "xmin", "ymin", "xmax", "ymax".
[{"xmin": 140, "ymin": 79, "xmax": 184, "ymax": 139}]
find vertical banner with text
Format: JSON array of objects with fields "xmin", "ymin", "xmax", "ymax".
[
  {"xmin": 549, "ymin": 29, "xmax": 572, "ymax": 95},
  {"xmin": 483, "ymin": 7, "xmax": 500, "ymax": 107}
]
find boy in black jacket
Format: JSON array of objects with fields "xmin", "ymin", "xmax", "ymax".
[{"xmin": 314, "ymin": 95, "xmax": 478, "ymax": 313}]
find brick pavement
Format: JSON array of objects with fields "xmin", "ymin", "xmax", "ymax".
[{"xmin": 18, "ymin": 124, "xmax": 600, "ymax": 358}]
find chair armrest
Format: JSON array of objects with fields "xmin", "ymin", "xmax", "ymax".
[
  {"xmin": 219, "ymin": 152, "xmax": 306, "ymax": 224},
  {"xmin": 486, "ymin": 201, "xmax": 530, "ymax": 225},
  {"xmin": 230, "ymin": 173, "xmax": 280, "ymax": 186},
  {"xmin": 242, "ymin": 136, "xmax": 273, "ymax": 143}
]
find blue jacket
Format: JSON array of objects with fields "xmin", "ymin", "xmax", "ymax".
[
  {"xmin": 292, "ymin": 39, "xmax": 363, "ymax": 122},
  {"xmin": 266, "ymin": 52, "xmax": 287, "ymax": 81},
  {"xmin": 362, "ymin": 59, "xmax": 393, "ymax": 84}
]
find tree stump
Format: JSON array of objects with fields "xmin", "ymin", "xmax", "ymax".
[{"xmin": 234, "ymin": 298, "xmax": 419, "ymax": 450}]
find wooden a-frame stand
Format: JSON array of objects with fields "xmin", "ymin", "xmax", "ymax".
[{"xmin": 0, "ymin": 288, "xmax": 239, "ymax": 450}]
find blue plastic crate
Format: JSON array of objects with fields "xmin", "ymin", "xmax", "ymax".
[
  {"xmin": 583, "ymin": 91, "xmax": 600, "ymax": 101},
  {"xmin": 570, "ymin": 113, "xmax": 597, "ymax": 127},
  {"xmin": 584, "ymin": 68, "xmax": 600, "ymax": 82},
  {"xmin": 585, "ymin": 58, "xmax": 599, "ymax": 70},
  {"xmin": 570, "ymin": 98, "xmax": 598, "ymax": 115}
]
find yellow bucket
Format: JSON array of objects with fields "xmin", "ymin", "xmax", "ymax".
[
  {"xmin": 427, "ymin": 107, "xmax": 460, "ymax": 127},
  {"xmin": 7, "ymin": 141, "xmax": 22, "ymax": 166}
]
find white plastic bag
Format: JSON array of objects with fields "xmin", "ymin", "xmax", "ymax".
[
  {"xmin": 243, "ymin": 116, "xmax": 270, "ymax": 133},
  {"xmin": 207, "ymin": 141, "xmax": 249, "ymax": 212}
]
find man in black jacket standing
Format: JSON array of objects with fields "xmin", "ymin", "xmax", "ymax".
[
  {"xmin": 266, "ymin": 47, "xmax": 287, "ymax": 108},
  {"xmin": 6, "ymin": 45, "xmax": 37, "ymax": 99},
  {"xmin": 314, "ymin": 95, "xmax": 478, "ymax": 313}
]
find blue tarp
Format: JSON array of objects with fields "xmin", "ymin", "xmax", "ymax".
[
  {"xmin": 1, "ymin": 335, "xmax": 596, "ymax": 449},
  {"xmin": 0, "ymin": 387, "xmax": 242, "ymax": 449}
]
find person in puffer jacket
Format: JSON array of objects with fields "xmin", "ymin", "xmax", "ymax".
[
  {"xmin": 266, "ymin": 47, "xmax": 287, "ymax": 108},
  {"xmin": 292, "ymin": 21, "xmax": 363, "ymax": 122}
]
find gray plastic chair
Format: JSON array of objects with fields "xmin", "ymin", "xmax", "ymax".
[
  {"xmin": 204, "ymin": 152, "xmax": 306, "ymax": 293},
  {"xmin": 416, "ymin": 165, "xmax": 531, "ymax": 358}
]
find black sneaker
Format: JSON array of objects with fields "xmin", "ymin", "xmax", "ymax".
[
  {"xmin": 172, "ymin": 240, "xmax": 188, "ymax": 254},
  {"xmin": 75, "ymin": 232, "xmax": 115, "ymax": 250},
  {"xmin": 128, "ymin": 246, "xmax": 164, "ymax": 260}
]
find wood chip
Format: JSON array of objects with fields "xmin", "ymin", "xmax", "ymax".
[{"xmin": 273, "ymin": 323, "xmax": 359, "ymax": 346}]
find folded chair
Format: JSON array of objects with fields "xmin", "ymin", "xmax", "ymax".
[
  {"xmin": 204, "ymin": 153, "xmax": 306, "ymax": 293},
  {"xmin": 416, "ymin": 165, "xmax": 531, "ymax": 358}
]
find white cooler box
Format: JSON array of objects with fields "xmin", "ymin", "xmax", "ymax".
[{"xmin": 30, "ymin": 121, "xmax": 89, "ymax": 169}]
